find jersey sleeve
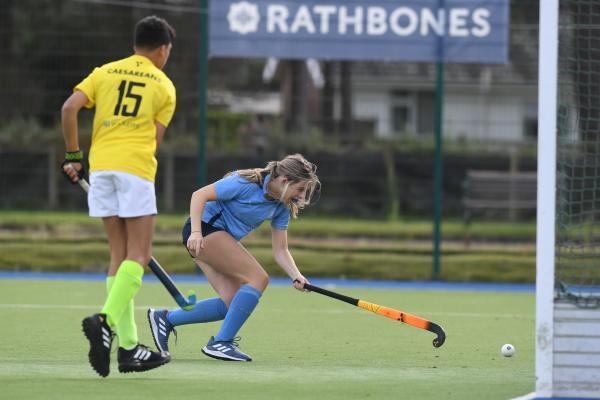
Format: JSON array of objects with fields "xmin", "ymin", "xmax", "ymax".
[
  {"xmin": 155, "ymin": 81, "xmax": 176, "ymax": 127},
  {"xmin": 271, "ymin": 205, "xmax": 290, "ymax": 230},
  {"xmin": 214, "ymin": 174, "xmax": 252, "ymax": 201},
  {"xmin": 74, "ymin": 68, "xmax": 100, "ymax": 109}
]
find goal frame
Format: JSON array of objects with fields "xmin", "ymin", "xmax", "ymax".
[{"xmin": 536, "ymin": 0, "xmax": 558, "ymax": 397}]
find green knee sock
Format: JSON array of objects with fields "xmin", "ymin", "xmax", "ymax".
[
  {"xmin": 107, "ymin": 276, "xmax": 138, "ymax": 350},
  {"xmin": 102, "ymin": 260, "xmax": 144, "ymax": 330}
]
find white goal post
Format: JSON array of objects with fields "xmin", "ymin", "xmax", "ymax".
[
  {"xmin": 536, "ymin": 0, "xmax": 558, "ymax": 396},
  {"xmin": 536, "ymin": 1, "xmax": 600, "ymax": 398}
]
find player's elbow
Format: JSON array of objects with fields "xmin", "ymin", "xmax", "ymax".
[
  {"xmin": 191, "ymin": 188, "xmax": 208, "ymax": 203},
  {"xmin": 61, "ymin": 100, "xmax": 79, "ymax": 118},
  {"xmin": 192, "ymin": 184, "xmax": 217, "ymax": 202},
  {"xmin": 61, "ymin": 92, "xmax": 87, "ymax": 117}
]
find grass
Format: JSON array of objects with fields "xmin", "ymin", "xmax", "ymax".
[
  {"xmin": 0, "ymin": 241, "xmax": 536, "ymax": 282},
  {"xmin": 0, "ymin": 210, "xmax": 537, "ymax": 282},
  {"xmin": 0, "ymin": 210, "xmax": 536, "ymax": 240},
  {"xmin": 0, "ymin": 278, "xmax": 535, "ymax": 400}
]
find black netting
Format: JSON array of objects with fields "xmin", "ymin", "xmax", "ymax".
[{"xmin": 556, "ymin": 0, "xmax": 600, "ymax": 307}]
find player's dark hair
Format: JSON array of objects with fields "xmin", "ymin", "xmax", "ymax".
[{"xmin": 134, "ymin": 16, "xmax": 175, "ymax": 49}]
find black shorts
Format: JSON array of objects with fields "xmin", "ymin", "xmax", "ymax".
[{"xmin": 182, "ymin": 217, "xmax": 224, "ymax": 257}]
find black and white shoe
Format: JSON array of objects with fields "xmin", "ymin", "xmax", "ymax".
[
  {"xmin": 81, "ymin": 313, "xmax": 114, "ymax": 377},
  {"xmin": 117, "ymin": 343, "xmax": 171, "ymax": 373}
]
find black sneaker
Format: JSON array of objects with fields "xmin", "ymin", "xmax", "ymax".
[
  {"xmin": 81, "ymin": 313, "xmax": 114, "ymax": 377},
  {"xmin": 117, "ymin": 343, "xmax": 171, "ymax": 373}
]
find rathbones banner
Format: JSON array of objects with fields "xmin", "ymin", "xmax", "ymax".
[{"xmin": 209, "ymin": 0, "xmax": 510, "ymax": 63}]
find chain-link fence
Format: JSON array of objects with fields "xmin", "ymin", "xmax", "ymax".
[{"xmin": 0, "ymin": 0, "xmax": 540, "ymax": 217}]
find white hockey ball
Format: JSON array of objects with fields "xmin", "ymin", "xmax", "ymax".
[{"xmin": 501, "ymin": 344, "xmax": 515, "ymax": 357}]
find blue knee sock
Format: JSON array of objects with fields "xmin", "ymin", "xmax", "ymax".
[
  {"xmin": 167, "ymin": 297, "xmax": 228, "ymax": 326},
  {"xmin": 214, "ymin": 284, "xmax": 262, "ymax": 342}
]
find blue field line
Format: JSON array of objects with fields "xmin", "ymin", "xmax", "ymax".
[{"xmin": 0, "ymin": 270, "xmax": 534, "ymax": 293}]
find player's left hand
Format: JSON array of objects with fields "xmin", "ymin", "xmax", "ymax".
[{"xmin": 293, "ymin": 275, "xmax": 310, "ymax": 292}]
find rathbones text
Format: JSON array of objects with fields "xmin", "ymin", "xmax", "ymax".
[{"xmin": 263, "ymin": 5, "xmax": 492, "ymax": 38}]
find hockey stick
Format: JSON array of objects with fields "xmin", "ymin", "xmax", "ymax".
[
  {"xmin": 76, "ymin": 178, "xmax": 196, "ymax": 310},
  {"xmin": 303, "ymin": 283, "xmax": 446, "ymax": 348}
]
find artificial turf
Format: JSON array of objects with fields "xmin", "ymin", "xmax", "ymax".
[{"xmin": 0, "ymin": 278, "xmax": 534, "ymax": 400}]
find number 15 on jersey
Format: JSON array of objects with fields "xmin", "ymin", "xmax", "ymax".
[{"xmin": 114, "ymin": 80, "xmax": 145, "ymax": 117}]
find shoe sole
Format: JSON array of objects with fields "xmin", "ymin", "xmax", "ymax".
[
  {"xmin": 201, "ymin": 347, "xmax": 252, "ymax": 362},
  {"xmin": 147, "ymin": 309, "xmax": 168, "ymax": 353},
  {"xmin": 118, "ymin": 355, "xmax": 171, "ymax": 374},
  {"xmin": 81, "ymin": 317, "xmax": 111, "ymax": 377}
]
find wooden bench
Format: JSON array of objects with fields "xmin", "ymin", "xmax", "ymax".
[{"xmin": 462, "ymin": 170, "xmax": 537, "ymax": 223}]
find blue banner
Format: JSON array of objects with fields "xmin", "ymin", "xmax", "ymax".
[{"xmin": 209, "ymin": 0, "xmax": 509, "ymax": 64}]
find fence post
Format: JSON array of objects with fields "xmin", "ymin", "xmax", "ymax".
[
  {"xmin": 48, "ymin": 147, "xmax": 58, "ymax": 209},
  {"xmin": 508, "ymin": 146, "xmax": 518, "ymax": 221},
  {"xmin": 163, "ymin": 150, "xmax": 175, "ymax": 212},
  {"xmin": 383, "ymin": 147, "xmax": 399, "ymax": 221}
]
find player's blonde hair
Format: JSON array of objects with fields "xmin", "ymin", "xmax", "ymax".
[{"xmin": 236, "ymin": 154, "xmax": 320, "ymax": 218}]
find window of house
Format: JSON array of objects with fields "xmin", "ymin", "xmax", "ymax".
[
  {"xmin": 417, "ymin": 92, "xmax": 434, "ymax": 135},
  {"xmin": 524, "ymin": 119, "xmax": 538, "ymax": 139},
  {"xmin": 524, "ymin": 103, "xmax": 538, "ymax": 139},
  {"xmin": 391, "ymin": 91, "xmax": 416, "ymax": 135}
]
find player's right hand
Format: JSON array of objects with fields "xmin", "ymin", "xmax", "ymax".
[
  {"xmin": 61, "ymin": 161, "xmax": 85, "ymax": 184},
  {"xmin": 61, "ymin": 150, "xmax": 85, "ymax": 184},
  {"xmin": 187, "ymin": 231, "xmax": 205, "ymax": 257}
]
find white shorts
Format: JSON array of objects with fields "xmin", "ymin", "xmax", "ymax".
[{"xmin": 88, "ymin": 171, "xmax": 157, "ymax": 218}]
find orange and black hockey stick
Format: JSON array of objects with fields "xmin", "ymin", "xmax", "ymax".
[{"xmin": 303, "ymin": 283, "xmax": 446, "ymax": 348}]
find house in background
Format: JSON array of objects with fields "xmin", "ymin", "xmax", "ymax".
[
  {"xmin": 271, "ymin": 5, "xmax": 539, "ymax": 145},
  {"xmin": 349, "ymin": 60, "xmax": 538, "ymax": 142},
  {"xmin": 213, "ymin": 53, "xmax": 538, "ymax": 148}
]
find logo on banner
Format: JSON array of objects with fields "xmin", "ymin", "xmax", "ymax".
[
  {"xmin": 214, "ymin": 0, "xmax": 509, "ymax": 63},
  {"xmin": 228, "ymin": 1, "xmax": 260, "ymax": 35}
]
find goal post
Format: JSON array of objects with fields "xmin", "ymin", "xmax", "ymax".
[
  {"xmin": 536, "ymin": 0, "xmax": 558, "ymax": 397},
  {"xmin": 536, "ymin": 1, "xmax": 600, "ymax": 398}
]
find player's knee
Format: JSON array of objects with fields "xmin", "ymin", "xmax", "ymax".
[
  {"xmin": 110, "ymin": 253, "xmax": 126, "ymax": 268},
  {"xmin": 221, "ymin": 291, "xmax": 236, "ymax": 307},
  {"xmin": 251, "ymin": 271, "xmax": 269, "ymax": 292},
  {"xmin": 126, "ymin": 251, "xmax": 151, "ymax": 267}
]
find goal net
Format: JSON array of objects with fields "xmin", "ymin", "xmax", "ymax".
[
  {"xmin": 536, "ymin": 1, "xmax": 600, "ymax": 398},
  {"xmin": 556, "ymin": 0, "xmax": 600, "ymax": 308}
]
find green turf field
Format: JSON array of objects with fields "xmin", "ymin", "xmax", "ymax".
[{"xmin": 0, "ymin": 279, "xmax": 534, "ymax": 400}]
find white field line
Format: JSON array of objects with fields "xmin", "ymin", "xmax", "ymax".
[
  {"xmin": 509, "ymin": 393, "xmax": 536, "ymax": 400},
  {"xmin": 0, "ymin": 304, "xmax": 166, "ymax": 310},
  {"xmin": 0, "ymin": 303, "xmax": 533, "ymax": 319}
]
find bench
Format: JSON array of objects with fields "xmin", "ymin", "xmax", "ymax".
[{"xmin": 462, "ymin": 170, "xmax": 537, "ymax": 224}]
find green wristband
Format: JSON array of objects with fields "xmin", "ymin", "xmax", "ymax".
[{"xmin": 64, "ymin": 150, "xmax": 83, "ymax": 161}]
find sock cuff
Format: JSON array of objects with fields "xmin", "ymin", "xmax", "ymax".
[
  {"xmin": 240, "ymin": 284, "xmax": 262, "ymax": 299},
  {"xmin": 121, "ymin": 344, "xmax": 138, "ymax": 352},
  {"xmin": 118, "ymin": 260, "xmax": 144, "ymax": 281}
]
